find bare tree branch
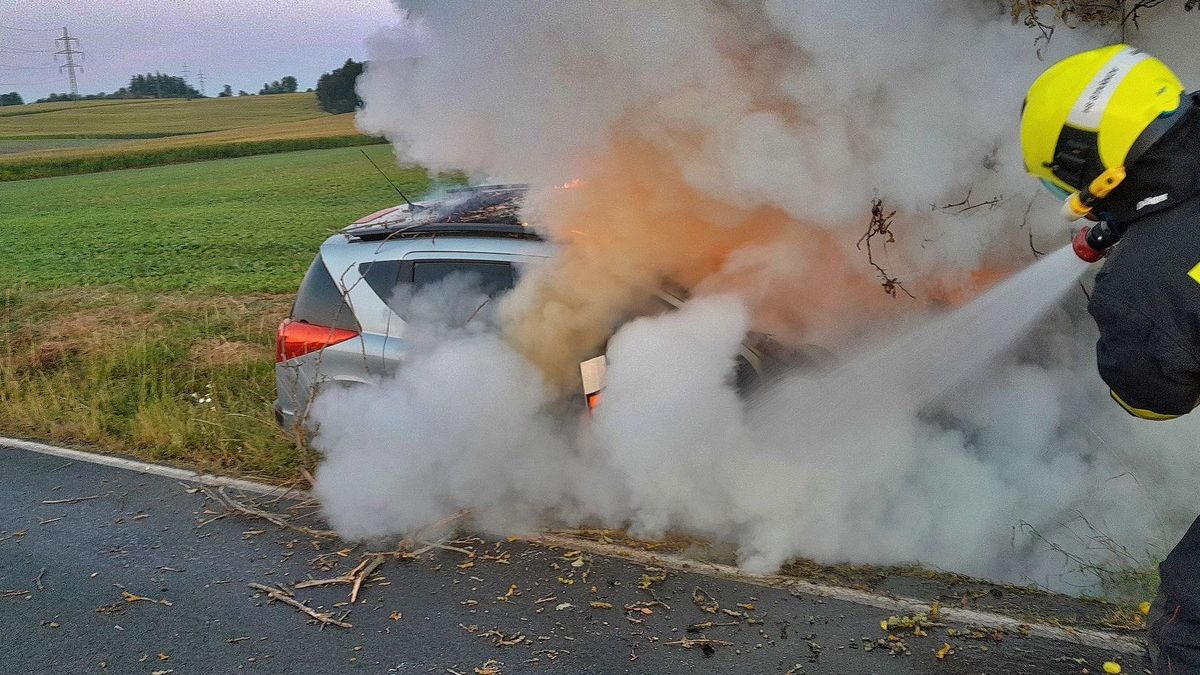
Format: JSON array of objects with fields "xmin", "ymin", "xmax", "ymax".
[{"xmin": 857, "ymin": 198, "xmax": 915, "ymax": 299}]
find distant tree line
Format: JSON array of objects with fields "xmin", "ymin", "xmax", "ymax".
[
  {"xmin": 36, "ymin": 72, "xmax": 201, "ymax": 103},
  {"xmin": 259, "ymin": 76, "xmax": 298, "ymax": 95},
  {"xmin": 22, "ymin": 57, "xmax": 365, "ymax": 109},
  {"xmin": 316, "ymin": 59, "xmax": 363, "ymax": 114}
]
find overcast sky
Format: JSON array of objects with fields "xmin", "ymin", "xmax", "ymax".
[{"xmin": 0, "ymin": 0, "xmax": 399, "ymax": 100}]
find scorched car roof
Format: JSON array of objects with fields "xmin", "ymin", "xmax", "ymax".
[{"xmin": 341, "ymin": 184, "xmax": 542, "ymax": 242}]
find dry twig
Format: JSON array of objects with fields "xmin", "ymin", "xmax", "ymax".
[
  {"xmin": 248, "ymin": 582, "xmax": 352, "ymax": 629},
  {"xmin": 932, "ymin": 189, "xmax": 1003, "ymax": 214},
  {"xmin": 42, "ymin": 495, "xmax": 99, "ymax": 505},
  {"xmin": 201, "ymin": 487, "xmax": 335, "ymax": 539},
  {"xmin": 351, "ymin": 555, "xmax": 385, "ymax": 603},
  {"xmin": 857, "ymin": 198, "xmax": 914, "ymax": 299},
  {"xmin": 665, "ymin": 637, "xmax": 733, "ymax": 648}
]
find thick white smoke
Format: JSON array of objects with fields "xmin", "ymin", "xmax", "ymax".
[
  {"xmin": 314, "ymin": 282, "xmax": 1199, "ymax": 589},
  {"xmin": 312, "ymin": 1, "xmax": 1200, "ymax": 592}
]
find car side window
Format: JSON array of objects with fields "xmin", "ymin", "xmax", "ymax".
[{"xmin": 411, "ymin": 261, "xmax": 517, "ymax": 297}]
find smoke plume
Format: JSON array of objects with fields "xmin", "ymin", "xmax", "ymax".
[{"xmin": 312, "ymin": 1, "xmax": 1200, "ymax": 592}]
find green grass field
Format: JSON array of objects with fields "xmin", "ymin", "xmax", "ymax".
[
  {"xmin": 0, "ymin": 145, "xmax": 443, "ymax": 479},
  {"xmin": 0, "ymin": 93, "xmax": 327, "ymax": 138},
  {"xmin": 0, "ymin": 145, "xmax": 424, "ymax": 291},
  {"xmin": 0, "ymin": 138, "xmax": 125, "ymax": 155},
  {"xmin": 0, "ymin": 94, "xmax": 378, "ymax": 180},
  {"xmin": 0, "ymin": 98, "xmax": 155, "ymax": 118}
]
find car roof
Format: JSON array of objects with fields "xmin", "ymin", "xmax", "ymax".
[{"xmin": 340, "ymin": 184, "xmax": 542, "ymax": 243}]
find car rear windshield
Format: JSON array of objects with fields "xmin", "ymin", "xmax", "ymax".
[{"xmin": 291, "ymin": 254, "xmax": 359, "ymax": 331}]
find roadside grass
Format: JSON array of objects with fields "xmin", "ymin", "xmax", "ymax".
[
  {"xmin": 0, "ymin": 145, "xmax": 443, "ymax": 478},
  {"xmin": 0, "ymin": 287, "xmax": 305, "ymax": 479}
]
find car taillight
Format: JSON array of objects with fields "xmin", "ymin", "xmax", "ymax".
[
  {"xmin": 579, "ymin": 355, "xmax": 607, "ymax": 414},
  {"xmin": 276, "ymin": 319, "xmax": 359, "ymax": 363}
]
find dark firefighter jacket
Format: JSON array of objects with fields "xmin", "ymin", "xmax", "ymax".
[{"xmin": 1088, "ymin": 91, "xmax": 1200, "ymax": 420}]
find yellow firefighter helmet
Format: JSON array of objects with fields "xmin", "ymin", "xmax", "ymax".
[{"xmin": 1021, "ymin": 44, "xmax": 1185, "ymax": 211}]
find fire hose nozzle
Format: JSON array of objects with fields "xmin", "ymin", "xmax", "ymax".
[
  {"xmin": 1072, "ymin": 226, "xmax": 1105, "ymax": 262},
  {"xmin": 1071, "ymin": 220, "xmax": 1126, "ymax": 263}
]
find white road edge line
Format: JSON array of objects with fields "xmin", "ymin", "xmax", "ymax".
[
  {"xmin": 0, "ymin": 436, "xmax": 297, "ymax": 498},
  {"xmin": 2, "ymin": 437, "xmax": 1147, "ymax": 654},
  {"xmin": 531, "ymin": 533, "xmax": 1146, "ymax": 655}
]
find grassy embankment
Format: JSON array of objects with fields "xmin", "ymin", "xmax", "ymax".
[
  {"xmin": 0, "ymin": 93, "xmax": 379, "ymax": 180},
  {"xmin": 0, "ymin": 145, "xmax": 437, "ymax": 479}
]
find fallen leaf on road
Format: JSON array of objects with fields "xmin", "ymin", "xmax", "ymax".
[
  {"xmin": 692, "ymin": 587, "xmax": 720, "ymax": 614},
  {"xmin": 589, "ymin": 601, "xmax": 613, "ymax": 609},
  {"xmin": 638, "ymin": 567, "xmax": 667, "ymax": 589},
  {"xmin": 496, "ymin": 584, "xmax": 519, "ymax": 601},
  {"xmin": 474, "ymin": 659, "xmax": 502, "ymax": 675}
]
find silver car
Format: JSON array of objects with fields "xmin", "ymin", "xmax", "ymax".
[{"xmin": 274, "ymin": 184, "xmax": 818, "ymax": 431}]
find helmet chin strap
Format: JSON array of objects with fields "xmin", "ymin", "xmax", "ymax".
[{"xmin": 1062, "ymin": 165, "xmax": 1127, "ymax": 222}]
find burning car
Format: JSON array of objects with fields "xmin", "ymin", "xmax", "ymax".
[{"xmin": 274, "ymin": 184, "xmax": 822, "ymax": 430}]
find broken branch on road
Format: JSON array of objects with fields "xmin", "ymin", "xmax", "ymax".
[
  {"xmin": 248, "ymin": 582, "xmax": 353, "ymax": 629},
  {"xmin": 42, "ymin": 495, "xmax": 100, "ymax": 505},
  {"xmin": 664, "ymin": 637, "xmax": 733, "ymax": 657},
  {"xmin": 200, "ymin": 486, "xmax": 335, "ymax": 539}
]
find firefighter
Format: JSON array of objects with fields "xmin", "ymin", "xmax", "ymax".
[{"xmin": 1021, "ymin": 44, "xmax": 1200, "ymax": 672}]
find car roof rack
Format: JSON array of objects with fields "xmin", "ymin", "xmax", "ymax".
[{"xmin": 445, "ymin": 183, "xmax": 530, "ymax": 194}]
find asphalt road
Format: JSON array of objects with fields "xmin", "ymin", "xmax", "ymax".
[{"xmin": 0, "ymin": 444, "xmax": 1148, "ymax": 674}]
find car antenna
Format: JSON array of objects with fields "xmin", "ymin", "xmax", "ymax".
[{"xmin": 360, "ymin": 149, "xmax": 423, "ymax": 212}]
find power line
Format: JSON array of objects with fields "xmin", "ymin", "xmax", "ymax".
[
  {"xmin": 53, "ymin": 26, "xmax": 83, "ymax": 98},
  {"xmin": 181, "ymin": 63, "xmax": 189, "ymax": 83},
  {"xmin": 0, "ymin": 79, "xmax": 60, "ymax": 87},
  {"xmin": 197, "ymin": 70, "xmax": 206, "ymax": 96},
  {"xmin": 0, "ymin": 45, "xmax": 53, "ymax": 54},
  {"xmin": 0, "ymin": 24, "xmax": 57, "ymax": 33}
]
